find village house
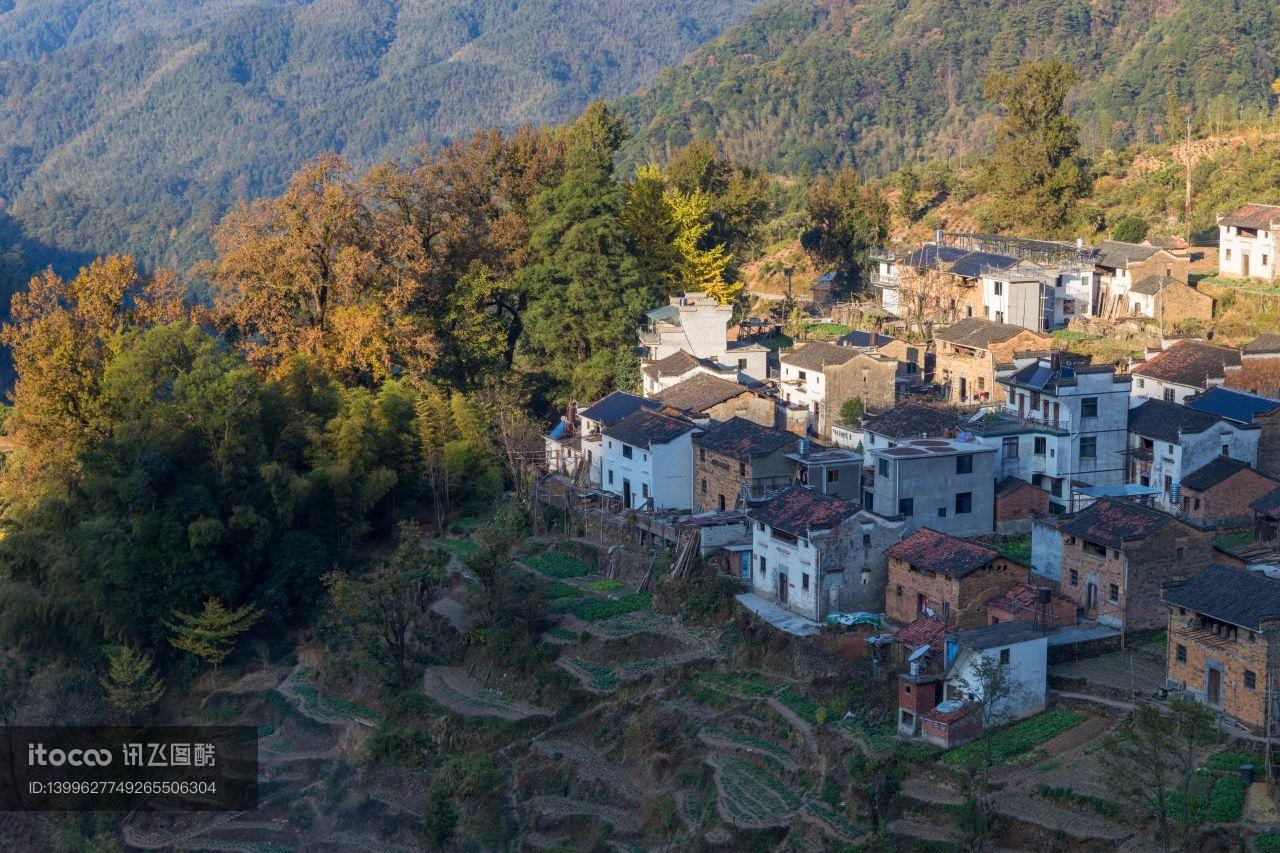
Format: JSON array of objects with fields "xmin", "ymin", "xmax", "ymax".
[
  {"xmin": 932, "ymin": 318, "xmax": 1052, "ymax": 405},
  {"xmin": 1250, "ymin": 484, "xmax": 1280, "ymax": 542},
  {"xmin": 600, "ymin": 409, "xmax": 699, "ymax": 512},
  {"xmin": 1126, "ymin": 398, "xmax": 1259, "ymax": 513},
  {"xmin": 778, "ymin": 341, "xmax": 899, "ymax": 438},
  {"xmin": 965, "ymin": 355, "xmax": 1131, "ymax": 513},
  {"xmin": 747, "ymin": 486, "xmax": 902, "ymax": 623},
  {"xmin": 1186, "ymin": 386, "xmax": 1280, "ymax": 480},
  {"xmin": 653, "ymin": 373, "xmax": 776, "ymax": 427},
  {"xmin": 545, "ymin": 391, "xmax": 658, "ymax": 486},
  {"xmin": 836, "ymin": 330, "xmax": 931, "ymax": 383},
  {"xmin": 1130, "ymin": 339, "xmax": 1242, "ymax": 405},
  {"xmin": 884, "ymin": 528, "xmax": 1024, "ymax": 628},
  {"xmin": 1093, "ymin": 240, "xmax": 1191, "ymax": 320},
  {"xmin": 898, "ymin": 621, "xmax": 1048, "ymax": 746},
  {"xmin": 993, "ymin": 477, "xmax": 1050, "ymax": 535},
  {"xmin": 986, "ymin": 582, "xmax": 1076, "ymax": 630},
  {"xmin": 1217, "ymin": 203, "xmax": 1280, "ymax": 283},
  {"xmin": 641, "ymin": 350, "xmax": 742, "ymax": 396},
  {"xmin": 692, "ymin": 417, "xmax": 797, "ymax": 513},
  {"xmin": 864, "ymin": 437, "xmax": 996, "ymax": 537},
  {"xmin": 785, "ymin": 444, "xmax": 864, "ymax": 502},
  {"xmin": 1162, "ymin": 563, "xmax": 1280, "ymax": 732},
  {"xmin": 862, "ymin": 402, "xmax": 957, "ymax": 451},
  {"xmin": 637, "ymin": 292, "xmax": 768, "ymax": 382},
  {"xmin": 1225, "ymin": 333, "xmax": 1280, "ymax": 400},
  {"xmin": 1049, "ymin": 498, "xmax": 1214, "ymax": 632},
  {"xmin": 868, "ymin": 243, "xmax": 977, "ymax": 319},
  {"xmin": 1177, "ymin": 457, "xmax": 1278, "ymax": 530}
]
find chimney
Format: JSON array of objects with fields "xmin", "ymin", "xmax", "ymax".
[
  {"xmin": 565, "ymin": 401, "xmax": 577, "ymax": 437},
  {"xmin": 870, "ymin": 330, "xmax": 878, "ymax": 347},
  {"xmin": 935, "ymin": 229, "xmax": 943, "ymax": 245}
]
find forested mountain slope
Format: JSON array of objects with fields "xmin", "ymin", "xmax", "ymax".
[
  {"xmin": 620, "ymin": 0, "xmax": 1280, "ymax": 176},
  {"xmin": 0, "ymin": 0, "xmax": 766, "ymax": 273}
]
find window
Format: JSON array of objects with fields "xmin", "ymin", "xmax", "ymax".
[
  {"xmin": 699, "ymin": 448, "xmax": 705, "ymax": 461},
  {"xmin": 899, "ymin": 498, "xmax": 914, "ymax": 516},
  {"xmin": 1083, "ymin": 540, "xmax": 1106, "ymax": 558},
  {"xmin": 1163, "ymin": 388, "xmax": 1175, "ymax": 403},
  {"xmin": 956, "ymin": 454, "xmax": 973, "ymax": 474},
  {"xmin": 999, "ymin": 648, "xmax": 1010, "ymax": 665},
  {"xmin": 642, "ymin": 483, "xmax": 649, "ymax": 499},
  {"xmin": 1002, "ymin": 436, "xmax": 1019, "ymax": 458},
  {"xmin": 1081, "ymin": 397, "xmax": 1098, "ymax": 418},
  {"xmin": 1137, "ymin": 378, "xmax": 1145, "ymax": 389},
  {"xmin": 878, "ymin": 458, "xmax": 889, "ymax": 477},
  {"xmin": 955, "ymin": 492, "xmax": 972, "ymax": 514},
  {"xmin": 1068, "ymin": 569, "xmax": 1079, "ymax": 586},
  {"xmin": 623, "ymin": 445, "xmax": 633, "ymax": 459},
  {"xmin": 937, "ymin": 507, "xmax": 947, "ymax": 517},
  {"xmin": 1176, "ymin": 547, "xmax": 1184, "ymax": 560},
  {"xmin": 993, "ymin": 281, "xmax": 1003, "ymax": 296},
  {"xmin": 1226, "ymin": 248, "xmax": 1232, "ymax": 260},
  {"xmin": 895, "ymin": 584, "xmax": 903, "ymax": 597},
  {"xmin": 1245, "ymin": 669, "xmax": 1257, "ymax": 690},
  {"xmin": 738, "ymin": 358, "xmax": 748, "ymax": 370},
  {"xmin": 1222, "ymin": 444, "xmax": 1230, "ymax": 458},
  {"xmin": 1265, "ymin": 255, "xmax": 1270, "ymax": 267},
  {"xmin": 1108, "ymin": 583, "xmax": 1120, "ymax": 603},
  {"xmin": 827, "ymin": 469, "xmax": 839, "ymax": 484},
  {"xmin": 757, "ymin": 522, "xmax": 765, "ymax": 532},
  {"xmin": 798, "ymin": 370, "xmax": 807, "ymax": 381},
  {"xmin": 608, "ymin": 470, "xmax": 614, "ymax": 485},
  {"xmin": 1079, "ymin": 436, "xmax": 1097, "ymax": 459},
  {"xmin": 1176, "ymin": 644, "xmax": 1187, "ymax": 663},
  {"xmin": 802, "ymin": 573, "xmax": 810, "ymax": 592},
  {"xmin": 700, "ymin": 478, "xmax": 707, "ymax": 494},
  {"xmin": 863, "ymin": 533, "xmax": 871, "ymax": 546},
  {"xmin": 739, "ymin": 462, "xmax": 746, "ymax": 476},
  {"xmin": 758, "ymin": 556, "xmax": 766, "ymax": 576},
  {"xmin": 1034, "ymin": 436, "xmax": 1047, "ymax": 456}
]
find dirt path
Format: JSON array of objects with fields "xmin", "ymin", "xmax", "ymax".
[
  {"xmin": 525, "ymin": 795, "xmax": 642, "ymax": 834},
  {"xmin": 993, "ymin": 792, "xmax": 1132, "ymax": 843}
]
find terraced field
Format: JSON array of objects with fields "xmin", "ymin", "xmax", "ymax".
[
  {"xmin": 707, "ymin": 754, "xmax": 800, "ymax": 829},
  {"xmin": 422, "ymin": 666, "xmax": 552, "ymax": 720}
]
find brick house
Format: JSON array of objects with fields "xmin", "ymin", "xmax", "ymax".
[
  {"xmin": 1217, "ymin": 203, "xmax": 1280, "ymax": 283},
  {"xmin": 1225, "ymin": 333, "xmax": 1280, "ymax": 400},
  {"xmin": 654, "ymin": 373, "xmax": 776, "ymax": 428},
  {"xmin": 994, "ymin": 476, "xmax": 1050, "ymax": 535},
  {"xmin": 932, "ymin": 318, "xmax": 1052, "ymax": 405},
  {"xmin": 884, "ymin": 528, "xmax": 1024, "ymax": 627},
  {"xmin": 1130, "ymin": 340, "xmax": 1242, "ymax": 405},
  {"xmin": 693, "ymin": 417, "xmax": 797, "ymax": 512},
  {"xmin": 1250, "ymin": 485, "xmax": 1280, "ymax": 542},
  {"xmin": 748, "ymin": 486, "xmax": 902, "ymax": 623},
  {"xmin": 1163, "ymin": 563, "xmax": 1280, "ymax": 731},
  {"xmin": 1054, "ymin": 498, "xmax": 1214, "ymax": 632},
  {"xmin": 1177, "ymin": 456, "xmax": 1278, "ymax": 530},
  {"xmin": 779, "ymin": 341, "xmax": 899, "ymax": 437},
  {"xmin": 1124, "ymin": 276, "xmax": 1213, "ymax": 325},
  {"xmin": 1093, "ymin": 240, "xmax": 1190, "ymax": 320},
  {"xmin": 1186, "ymin": 387, "xmax": 1280, "ymax": 480}
]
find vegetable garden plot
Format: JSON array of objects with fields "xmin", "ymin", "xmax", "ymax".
[
  {"xmin": 422, "ymin": 666, "xmax": 551, "ymax": 720},
  {"xmin": 706, "ymin": 754, "xmax": 800, "ymax": 829}
]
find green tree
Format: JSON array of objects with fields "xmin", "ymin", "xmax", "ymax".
[
  {"xmin": 896, "ymin": 162, "xmax": 920, "ymax": 222},
  {"xmin": 978, "ymin": 60, "xmax": 1091, "ymax": 234},
  {"xmin": 801, "ymin": 167, "xmax": 889, "ymax": 295},
  {"xmin": 167, "ymin": 598, "xmax": 263, "ymax": 668},
  {"xmin": 422, "ymin": 784, "xmax": 459, "ymax": 849},
  {"xmin": 624, "ymin": 163, "xmax": 681, "ymax": 296},
  {"xmin": 838, "ymin": 397, "xmax": 865, "ymax": 426},
  {"xmin": 666, "ymin": 186, "xmax": 737, "ymax": 303},
  {"xmin": 101, "ymin": 647, "xmax": 164, "ymax": 721},
  {"xmin": 1111, "ymin": 215, "xmax": 1150, "ymax": 243}
]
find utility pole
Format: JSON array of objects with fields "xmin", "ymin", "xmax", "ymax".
[{"xmin": 1185, "ymin": 108, "xmax": 1193, "ymax": 245}]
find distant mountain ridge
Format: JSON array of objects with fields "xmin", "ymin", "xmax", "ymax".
[
  {"xmin": 0, "ymin": 0, "xmax": 767, "ymax": 273},
  {"xmin": 619, "ymin": 0, "xmax": 1280, "ymax": 177}
]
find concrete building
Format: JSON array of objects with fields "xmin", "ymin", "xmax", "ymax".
[
  {"xmin": 1217, "ymin": 203, "xmax": 1280, "ymax": 282},
  {"xmin": 785, "ymin": 445, "xmax": 864, "ymax": 502},
  {"xmin": 637, "ymin": 292, "xmax": 768, "ymax": 382},
  {"xmin": 601, "ymin": 409, "xmax": 699, "ymax": 511},
  {"xmin": 1131, "ymin": 340, "xmax": 1242, "ymax": 405},
  {"xmin": 980, "ymin": 258, "xmax": 1096, "ymax": 331},
  {"xmin": 865, "ymin": 438, "xmax": 996, "ymax": 537},
  {"xmin": 747, "ymin": 486, "xmax": 902, "ymax": 623},
  {"xmin": 1051, "ymin": 498, "xmax": 1214, "ymax": 632},
  {"xmin": 1177, "ymin": 457, "xmax": 1278, "ymax": 530},
  {"xmin": 1163, "ymin": 563, "xmax": 1280, "ymax": 732},
  {"xmin": 1126, "ymin": 398, "xmax": 1260, "ymax": 513},
  {"xmin": 779, "ymin": 341, "xmax": 899, "ymax": 438},
  {"xmin": 1186, "ymin": 386, "xmax": 1280, "ymax": 480},
  {"xmin": 884, "ymin": 528, "xmax": 1023, "ymax": 628},
  {"xmin": 933, "ymin": 318, "xmax": 1052, "ymax": 405},
  {"xmin": 692, "ymin": 417, "xmax": 798, "ymax": 513},
  {"xmin": 964, "ymin": 356, "xmax": 1132, "ymax": 514},
  {"xmin": 653, "ymin": 373, "xmax": 776, "ymax": 427}
]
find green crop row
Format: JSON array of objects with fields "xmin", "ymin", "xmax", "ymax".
[{"xmin": 943, "ymin": 711, "xmax": 1086, "ymax": 767}]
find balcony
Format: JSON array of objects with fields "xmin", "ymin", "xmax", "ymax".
[
  {"xmin": 637, "ymin": 328, "xmax": 662, "ymax": 347},
  {"xmin": 867, "ymin": 271, "xmax": 899, "ymax": 290},
  {"xmin": 961, "ymin": 409, "xmax": 1072, "ymax": 437}
]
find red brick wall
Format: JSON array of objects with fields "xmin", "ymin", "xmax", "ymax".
[
  {"xmin": 995, "ymin": 483, "xmax": 1050, "ymax": 522},
  {"xmin": 1181, "ymin": 468, "xmax": 1277, "ymax": 529},
  {"xmin": 898, "ymin": 677, "xmax": 941, "ymax": 716},
  {"xmin": 886, "ymin": 556, "xmax": 1023, "ymax": 627},
  {"xmin": 1166, "ymin": 614, "xmax": 1276, "ymax": 731}
]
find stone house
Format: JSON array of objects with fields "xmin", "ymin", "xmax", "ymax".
[
  {"xmin": 1186, "ymin": 387, "xmax": 1280, "ymax": 480},
  {"xmin": 836, "ymin": 330, "xmax": 931, "ymax": 384},
  {"xmin": 994, "ymin": 477, "xmax": 1051, "ymax": 536},
  {"xmin": 1225, "ymin": 333, "xmax": 1280, "ymax": 400},
  {"xmin": 865, "ymin": 438, "xmax": 997, "ymax": 537},
  {"xmin": 1130, "ymin": 340, "xmax": 1241, "ymax": 405},
  {"xmin": 932, "ymin": 318, "xmax": 1052, "ymax": 405},
  {"xmin": 1093, "ymin": 240, "xmax": 1190, "ymax": 320},
  {"xmin": 748, "ymin": 486, "xmax": 902, "ymax": 623},
  {"xmin": 1053, "ymin": 498, "xmax": 1214, "ymax": 632},
  {"xmin": 692, "ymin": 417, "xmax": 797, "ymax": 513},
  {"xmin": 1125, "ymin": 276, "xmax": 1213, "ymax": 325},
  {"xmin": 1217, "ymin": 203, "xmax": 1280, "ymax": 283},
  {"xmin": 653, "ymin": 373, "xmax": 776, "ymax": 428},
  {"xmin": 600, "ymin": 409, "xmax": 699, "ymax": 511},
  {"xmin": 638, "ymin": 292, "xmax": 768, "ymax": 381},
  {"xmin": 884, "ymin": 528, "xmax": 1024, "ymax": 627},
  {"xmin": 779, "ymin": 341, "xmax": 899, "ymax": 438},
  {"xmin": 1177, "ymin": 456, "xmax": 1278, "ymax": 530},
  {"xmin": 1163, "ymin": 563, "xmax": 1280, "ymax": 732},
  {"xmin": 1127, "ymin": 398, "xmax": 1260, "ymax": 514}
]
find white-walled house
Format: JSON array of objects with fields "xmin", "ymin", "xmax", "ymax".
[
  {"xmin": 637, "ymin": 292, "xmax": 768, "ymax": 382},
  {"xmin": 747, "ymin": 486, "xmax": 901, "ymax": 623},
  {"xmin": 600, "ymin": 409, "xmax": 699, "ymax": 511},
  {"xmin": 545, "ymin": 392, "xmax": 659, "ymax": 486},
  {"xmin": 1130, "ymin": 340, "xmax": 1242, "ymax": 405},
  {"xmin": 1127, "ymin": 399, "xmax": 1260, "ymax": 512},
  {"xmin": 1218, "ymin": 203, "xmax": 1280, "ymax": 282},
  {"xmin": 943, "ymin": 622, "xmax": 1048, "ymax": 723}
]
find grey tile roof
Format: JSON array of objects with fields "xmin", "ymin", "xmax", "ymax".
[
  {"xmin": 641, "ymin": 350, "xmax": 700, "ymax": 379},
  {"xmin": 1130, "ymin": 274, "xmax": 1181, "ymax": 295},
  {"xmin": 782, "ymin": 341, "xmax": 862, "ymax": 370},
  {"xmin": 693, "ymin": 417, "xmax": 796, "ymax": 461},
  {"xmin": 1220, "ymin": 203, "xmax": 1280, "ymax": 230},
  {"xmin": 1179, "ymin": 456, "xmax": 1255, "ymax": 492},
  {"xmin": 580, "ymin": 391, "xmax": 660, "ymax": 425},
  {"xmin": 655, "ymin": 374, "xmax": 753, "ymax": 414},
  {"xmin": 934, "ymin": 318, "xmax": 1036, "ymax": 349},
  {"xmin": 864, "ymin": 403, "xmax": 957, "ymax": 439},
  {"xmin": 884, "ymin": 528, "xmax": 999, "ymax": 578},
  {"xmin": 1162, "ymin": 563, "xmax": 1280, "ymax": 630},
  {"xmin": 1242, "ymin": 333, "xmax": 1280, "ymax": 355},
  {"xmin": 748, "ymin": 486, "xmax": 859, "ymax": 537},
  {"xmin": 1057, "ymin": 498, "xmax": 1175, "ymax": 549},
  {"xmin": 1250, "ymin": 484, "xmax": 1280, "ymax": 517},
  {"xmin": 1128, "ymin": 398, "xmax": 1228, "ymax": 443},
  {"xmin": 947, "ymin": 250, "xmax": 1018, "ymax": 279},
  {"xmin": 1096, "ymin": 240, "xmax": 1160, "ymax": 268},
  {"xmin": 602, "ymin": 409, "xmax": 696, "ymax": 449},
  {"xmin": 956, "ymin": 621, "xmax": 1047, "ymax": 650},
  {"xmin": 1133, "ymin": 340, "xmax": 1241, "ymax": 388}
]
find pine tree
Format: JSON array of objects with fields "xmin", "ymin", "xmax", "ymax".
[
  {"xmin": 166, "ymin": 598, "xmax": 263, "ymax": 668},
  {"xmin": 624, "ymin": 163, "xmax": 681, "ymax": 296},
  {"xmin": 101, "ymin": 647, "xmax": 164, "ymax": 720}
]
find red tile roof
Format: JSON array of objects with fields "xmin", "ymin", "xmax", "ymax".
[
  {"xmin": 748, "ymin": 486, "xmax": 860, "ymax": 537},
  {"xmin": 1220, "ymin": 203, "xmax": 1280, "ymax": 230},
  {"xmin": 1057, "ymin": 498, "xmax": 1175, "ymax": 549},
  {"xmin": 884, "ymin": 528, "xmax": 999, "ymax": 578},
  {"xmin": 896, "ymin": 616, "xmax": 946, "ymax": 649},
  {"xmin": 1133, "ymin": 340, "xmax": 1240, "ymax": 389}
]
